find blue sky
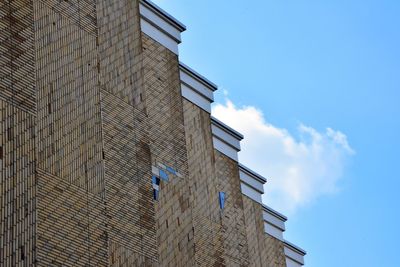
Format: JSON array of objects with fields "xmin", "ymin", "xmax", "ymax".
[{"xmin": 153, "ymin": 1, "xmax": 400, "ymax": 266}]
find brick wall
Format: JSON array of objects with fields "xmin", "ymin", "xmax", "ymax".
[
  {"xmin": 242, "ymin": 196, "xmax": 266, "ymax": 267},
  {"xmin": 142, "ymin": 34, "xmax": 195, "ymax": 267},
  {"xmin": 242, "ymin": 196, "xmax": 287, "ymax": 267},
  {"xmin": 183, "ymin": 99, "xmax": 225, "ymax": 266},
  {"xmin": 214, "ymin": 150, "xmax": 250, "ymax": 266},
  {"xmin": 0, "ymin": 0, "xmax": 293, "ymax": 265},
  {"xmin": 97, "ymin": 0, "xmax": 158, "ymax": 265},
  {"xmin": 1, "ymin": 1, "xmax": 37, "ymax": 266},
  {"xmin": 33, "ymin": 0, "xmax": 108, "ymax": 265}
]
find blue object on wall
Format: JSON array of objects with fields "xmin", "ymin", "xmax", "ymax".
[
  {"xmin": 166, "ymin": 166, "xmax": 176, "ymax": 175},
  {"xmin": 153, "ymin": 189, "xmax": 159, "ymax": 201},
  {"xmin": 219, "ymin": 192, "xmax": 226, "ymax": 209},
  {"xmin": 159, "ymin": 169, "xmax": 169, "ymax": 181},
  {"xmin": 152, "ymin": 175, "xmax": 160, "ymax": 185}
]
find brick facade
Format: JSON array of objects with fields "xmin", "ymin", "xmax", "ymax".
[{"xmin": 0, "ymin": 0, "xmax": 305, "ymax": 266}]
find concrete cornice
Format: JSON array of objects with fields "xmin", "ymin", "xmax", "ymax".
[
  {"xmin": 179, "ymin": 63, "xmax": 218, "ymax": 113},
  {"xmin": 211, "ymin": 117, "xmax": 243, "ymax": 162},
  {"xmin": 284, "ymin": 240, "xmax": 307, "ymax": 256},
  {"xmin": 139, "ymin": 0, "xmax": 185, "ymax": 54},
  {"xmin": 284, "ymin": 240, "xmax": 306, "ymax": 266},
  {"xmin": 211, "ymin": 117, "xmax": 244, "ymax": 141},
  {"xmin": 239, "ymin": 164, "xmax": 267, "ymax": 184},
  {"xmin": 179, "ymin": 62, "xmax": 218, "ymax": 93},
  {"xmin": 262, "ymin": 204, "xmax": 288, "ymax": 222},
  {"xmin": 238, "ymin": 164, "xmax": 267, "ymax": 204},
  {"xmin": 141, "ymin": 0, "xmax": 186, "ymax": 32},
  {"xmin": 262, "ymin": 204, "xmax": 287, "ymax": 240}
]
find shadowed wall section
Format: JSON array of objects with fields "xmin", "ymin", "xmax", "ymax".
[{"xmin": 1, "ymin": 1, "xmax": 36, "ymax": 266}]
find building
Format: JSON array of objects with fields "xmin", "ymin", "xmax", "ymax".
[{"xmin": 0, "ymin": 0, "xmax": 306, "ymax": 266}]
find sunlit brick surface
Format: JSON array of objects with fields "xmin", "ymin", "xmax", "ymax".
[
  {"xmin": 142, "ymin": 35, "xmax": 195, "ymax": 267},
  {"xmin": 0, "ymin": 0, "xmax": 292, "ymax": 265},
  {"xmin": 214, "ymin": 151, "xmax": 251, "ymax": 266},
  {"xmin": 183, "ymin": 99, "xmax": 225, "ymax": 266}
]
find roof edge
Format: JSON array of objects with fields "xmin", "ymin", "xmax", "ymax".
[
  {"xmin": 262, "ymin": 205, "xmax": 288, "ymax": 222},
  {"xmin": 284, "ymin": 240, "xmax": 307, "ymax": 256},
  {"xmin": 239, "ymin": 164, "xmax": 267, "ymax": 183},
  {"xmin": 211, "ymin": 116, "xmax": 244, "ymax": 141},
  {"xmin": 141, "ymin": 0, "xmax": 186, "ymax": 31},
  {"xmin": 179, "ymin": 62, "xmax": 218, "ymax": 91}
]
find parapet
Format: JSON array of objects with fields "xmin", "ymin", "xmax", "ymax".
[
  {"xmin": 239, "ymin": 164, "xmax": 266, "ymax": 204},
  {"xmin": 284, "ymin": 240, "xmax": 307, "ymax": 267},
  {"xmin": 262, "ymin": 204, "xmax": 287, "ymax": 241},
  {"xmin": 211, "ymin": 116, "xmax": 244, "ymax": 162},
  {"xmin": 139, "ymin": 0, "xmax": 186, "ymax": 54},
  {"xmin": 180, "ymin": 62, "xmax": 218, "ymax": 113}
]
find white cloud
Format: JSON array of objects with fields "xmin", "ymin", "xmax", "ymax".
[{"xmin": 212, "ymin": 100, "xmax": 354, "ymax": 215}]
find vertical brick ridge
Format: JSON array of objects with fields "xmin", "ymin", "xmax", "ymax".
[
  {"xmin": 0, "ymin": 99, "xmax": 37, "ymax": 266},
  {"xmin": 183, "ymin": 99, "xmax": 226, "ymax": 266},
  {"xmin": 0, "ymin": 1, "xmax": 37, "ymax": 266},
  {"xmin": 96, "ymin": 0, "xmax": 144, "ymax": 109},
  {"xmin": 263, "ymin": 235, "xmax": 286, "ymax": 267},
  {"xmin": 141, "ymin": 35, "xmax": 195, "ymax": 266},
  {"xmin": 214, "ymin": 150, "xmax": 251, "ymax": 266},
  {"xmin": 242, "ymin": 196, "xmax": 266, "ymax": 267},
  {"xmin": 97, "ymin": 0, "xmax": 158, "ymax": 264},
  {"xmin": 0, "ymin": 0, "xmax": 36, "ymax": 114},
  {"xmin": 101, "ymin": 89, "xmax": 158, "ymax": 265},
  {"xmin": 33, "ymin": 0, "xmax": 108, "ymax": 264}
]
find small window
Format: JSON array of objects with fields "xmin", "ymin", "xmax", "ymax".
[{"xmin": 0, "ymin": 146, "xmax": 3, "ymax": 160}]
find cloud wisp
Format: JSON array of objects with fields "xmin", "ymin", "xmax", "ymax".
[{"xmin": 212, "ymin": 100, "xmax": 354, "ymax": 215}]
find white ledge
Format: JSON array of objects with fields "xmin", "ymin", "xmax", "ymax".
[
  {"xmin": 139, "ymin": 0, "xmax": 186, "ymax": 55},
  {"xmin": 239, "ymin": 164, "xmax": 267, "ymax": 191},
  {"xmin": 180, "ymin": 63, "xmax": 217, "ymax": 113},
  {"xmin": 211, "ymin": 117, "xmax": 244, "ymax": 162},
  {"xmin": 239, "ymin": 164, "xmax": 267, "ymax": 204},
  {"xmin": 284, "ymin": 240, "xmax": 306, "ymax": 266},
  {"xmin": 263, "ymin": 205, "xmax": 287, "ymax": 241},
  {"xmin": 241, "ymin": 183, "xmax": 263, "ymax": 204},
  {"xmin": 141, "ymin": 0, "xmax": 186, "ymax": 36}
]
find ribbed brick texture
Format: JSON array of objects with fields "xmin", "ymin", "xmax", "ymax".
[
  {"xmin": 183, "ymin": 99, "xmax": 225, "ymax": 266},
  {"xmin": 97, "ymin": 0, "xmax": 144, "ymax": 109},
  {"xmin": 243, "ymin": 196, "xmax": 267, "ymax": 267},
  {"xmin": 0, "ymin": 0, "xmax": 292, "ymax": 265},
  {"xmin": 214, "ymin": 150, "xmax": 251, "ymax": 266},
  {"xmin": 97, "ymin": 0, "xmax": 158, "ymax": 265},
  {"xmin": 33, "ymin": 0, "xmax": 108, "ymax": 265},
  {"xmin": 0, "ymin": 0, "xmax": 36, "ymax": 114},
  {"xmin": 1, "ymin": 1, "xmax": 36, "ymax": 266},
  {"xmin": 243, "ymin": 196, "xmax": 287, "ymax": 267},
  {"xmin": 263, "ymin": 235, "xmax": 286, "ymax": 267},
  {"xmin": 142, "ymin": 35, "xmax": 195, "ymax": 267},
  {"xmin": 0, "ymin": 99, "xmax": 36, "ymax": 266},
  {"xmin": 101, "ymin": 90, "xmax": 157, "ymax": 265}
]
